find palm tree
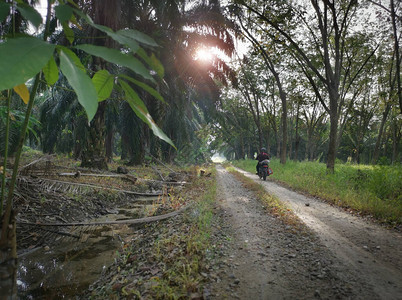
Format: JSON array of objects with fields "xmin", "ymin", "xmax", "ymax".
[
  {"xmin": 40, "ymin": 0, "xmax": 237, "ymax": 166},
  {"xmin": 119, "ymin": 0, "xmax": 237, "ymax": 163},
  {"xmin": 78, "ymin": 0, "xmax": 122, "ymax": 169}
]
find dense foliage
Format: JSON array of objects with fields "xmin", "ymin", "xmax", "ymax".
[{"xmin": 0, "ymin": 0, "xmax": 237, "ymax": 168}]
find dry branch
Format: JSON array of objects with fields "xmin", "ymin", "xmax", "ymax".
[
  {"xmin": 148, "ymin": 152, "xmax": 175, "ymax": 173},
  {"xmin": 151, "ymin": 165, "xmax": 165, "ymax": 181},
  {"xmin": 137, "ymin": 178, "xmax": 188, "ymax": 186}
]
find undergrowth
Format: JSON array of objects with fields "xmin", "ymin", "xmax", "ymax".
[
  {"xmin": 233, "ymin": 159, "xmax": 402, "ymax": 226},
  {"xmin": 148, "ymin": 167, "xmax": 216, "ymax": 298},
  {"xmin": 90, "ymin": 165, "xmax": 217, "ymax": 299}
]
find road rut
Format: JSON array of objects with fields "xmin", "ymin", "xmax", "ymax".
[
  {"xmin": 237, "ymin": 167, "xmax": 402, "ymax": 299},
  {"xmin": 209, "ymin": 165, "xmax": 401, "ymax": 300}
]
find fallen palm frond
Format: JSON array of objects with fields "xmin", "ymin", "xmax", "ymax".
[
  {"xmin": 57, "ymin": 173, "xmax": 187, "ymax": 186},
  {"xmin": 16, "ymin": 201, "xmax": 192, "ymax": 255},
  {"xmin": 57, "ymin": 172, "xmax": 138, "ymax": 183},
  {"xmin": 18, "ymin": 155, "xmax": 56, "ymax": 176},
  {"xmin": 18, "ymin": 202, "xmax": 192, "ymax": 227},
  {"xmin": 16, "ymin": 176, "xmax": 162, "ymax": 197}
]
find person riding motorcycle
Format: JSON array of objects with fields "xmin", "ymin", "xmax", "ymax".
[{"xmin": 256, "ymin": 148, "xmax": 270, "ymax": 174}]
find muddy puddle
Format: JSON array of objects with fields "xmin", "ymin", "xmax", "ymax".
[{"xmin": 17, "ymin": 205, "xmax": 152, "ymax": 299}]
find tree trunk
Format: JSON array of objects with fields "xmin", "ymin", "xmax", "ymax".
[
  {"xmin": 240, "ymin": 134, "xmax": 245, "ymax": 159},
  {"xmin": 372, "ymin": 103, "xmax": 391, "ymax": 164},
  {"xmin": 327, "ymin": 109, "xmax": 339, "ymax": 172},
  {"xmin": 80, "ymin": 0, "xmax": 121, "ymax": 170},
  {"xmin": 81, "ymin": 101, "xmax": 108, "ymax": 170},
  {"xmin": 105, "ymin": 128, "xmax": 114, "ymax": 163},
  {"xmin": 390, "ymin": 0, "xmax": 402, "ymax": 114},
  {"xmin": 276, "ymin": 140, "xmax": 281, "ymax": 158},
  {"xmin": 266, "ymin": 129, "xmax": 271, "ymax": 154},
  {"xmin": 391, "ymin": 117, "xmax": 400, "ymax": 164},
  {"xmin": 326, "ymin": 76, "xmax": 340, "ymax": 172},
  {"xmin": 382, "ymin": 129, "xmax": 390, "ymax": 158},
  {"xmin": 294, "ymin": 103, "xmax": 300, "ymax": 161}
]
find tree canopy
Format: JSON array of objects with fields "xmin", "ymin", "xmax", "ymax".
[{"xmin": 0, "ymin": 0, "xmax": 400, "ymax": 169}]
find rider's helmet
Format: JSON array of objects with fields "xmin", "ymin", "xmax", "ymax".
[{"xmin": 261, "ymin": 147, "xmax": 266, "ymax": 153}]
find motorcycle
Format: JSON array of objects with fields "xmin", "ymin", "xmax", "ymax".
[{"xmin": 258, "ymin": 159, "xmax": 270, "ymax": 180}]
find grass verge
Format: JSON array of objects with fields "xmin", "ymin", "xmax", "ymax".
[
  {"xmin": 88, "ymin": 165, "xmax": 217, "ymax": 299},
  {"xmin": 232, "ymin": 159, "xmax": 402, "ymax": 226},
  {"xmin": 224, "ymin": 165, "xmax": 303, "ymax": 229},
  {"xmin": 148, "ymin": 166, "xmax": 216, "ymax": 298}
]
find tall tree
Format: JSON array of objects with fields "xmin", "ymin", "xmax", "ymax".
[
  {"xmin": 119, "ymin": 0, "xmax": 237, "ymax": 163},
  {"xmin": 236, "ymin": 0, "xmax": 379, "ymax": 172},
  {"xmin": 79, "ymin": 0, "xmax": 121, "ymax": 170},
  {"xmin": 233, "ymin": 7, "xmax": 289, "ymax": 164}
]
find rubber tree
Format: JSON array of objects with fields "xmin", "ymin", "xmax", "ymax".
[
  {"xmin": 235, "ymin": 0, "xmax": 379, "ymax": 172},
  {"xmin": 234, "ymin": 8, "xmax": 288, "ymax": 164},
  {"xmin": 237, "ymin": 57, "xmax": 265, "ymax": 152}
]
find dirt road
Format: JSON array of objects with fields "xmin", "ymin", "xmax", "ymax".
[{"xmin": 209, "ymin": 165, "xmax": 402, "ymax": 299}]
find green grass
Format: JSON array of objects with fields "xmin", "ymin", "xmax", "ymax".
[
  {"xmin": 87, "ymin": 166, "xmax": 217, "ymax": 299},
  {"xmin": 147, "ymin": 166, "xmax": 217, "ymax": 298},
  {"xmin": 233, "ymin": 159, "xmax": 402, "ymax": 226}
]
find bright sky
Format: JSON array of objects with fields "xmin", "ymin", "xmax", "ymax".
[{"xmin": 37, "ymin": 0, "xmax": 47, "ymax": 17}]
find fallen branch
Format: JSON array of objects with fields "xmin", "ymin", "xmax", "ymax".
[
  {"xmin": 137, "ymin": 178, "xmax": 188, "ymax": 186},
  {"xmin": 151, "ymin": 165, "xmax": 165, "ymax": 181},
  {"xmin": 17, "ymin": 203, "xmax": 193, "ymax": 227},
  {"xmin": 147, "ymin": 152, "xmax": 175, "ymax": 173},
  {"xmin": 19, "ymin": 155, "xmax": 54, "ymax": 172}
]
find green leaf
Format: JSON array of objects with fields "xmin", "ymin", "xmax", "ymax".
[
  {"xmin": 0, "ymin": 2, "xmax": 10, "ymax": 23},
  {"xmin": 72, "ymin": 9, "xmax": 141, "ymax": 53},
  {"xmin": 42, "ymin": 56, "xmax": 59, "ymax": 86},
  {"xmin": 0, "ymin": 37, "xmax": 55, "ymax": 91},
  {"xmin": 62, "ymin": 22, "xmax": 74, "ymax": 44},
  {"xmin": 119, "ymin": 74, "xmax": 164, "ymax": 103},
  {"xmin": 116, "ymin": 29, "xmax": 159, "ymax": 47},
  {"xmin": 92, "ymin": 70, "xmax": 114, "ymax": 102},
  {"xmin": 72, "ymin": 8, "xmax": 93, "ymax": 24},
  {"xmin": 57, "ymin": 46, "xmax": 85, "ymax": 72},
  {"xmin": 59, "ymin": 49, "xmax": 98, "ymax": 121},
  {"xmin": 75, "ymin": 44, "xmax": 154, "ymax": 81},
  {"xmin": 108, "ymin": 32, "xmax": 140, "ymax": 53},
  {"xmin": 55, "ymin": 4, "xmax": 73, "ymax": 24},
  {"xmin": 66, "ymin": 0, "xmax": 79, "ymax": 9},
  {"xmin": 150, "ymin": 53, "xmax": 164, "ymax": 78},
  {"xmin": 94, "ymin": 26, "xmax": 140, "ymax": 53},
  {"xmin": 119, "ymin": 79, "xmax": 175, "ymax": 149},
  {"xmin": 17, "ymin": 3, "xmax": 42, "ymax": 29},
  {"xmin": 136, "ymin": 48, "xmax": 164, "ymax": 79}
]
